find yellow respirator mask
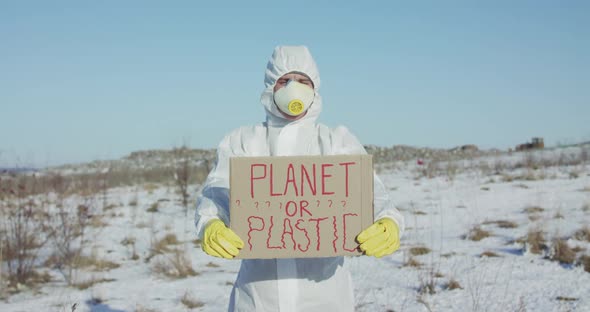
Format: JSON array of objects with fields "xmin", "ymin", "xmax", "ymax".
[{"xmin": 273, "ymin": 80, "xmax": 315, "ymax": 116}]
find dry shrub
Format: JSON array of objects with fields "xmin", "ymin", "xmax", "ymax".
[
  {"xmin": 524, "ymin": 229, "xmax": 547, "ymax": 255},
  {"xmin": 482, "ymin": 220, "xmax": 518, "ymax": 229},
  {"xmin": 180, "ymin": 291, "xmax": 205, "ymax": 309},
  {"xmin": 409, "ymin": 246, "xmax": 431, "ymax": 256},
  {"xmin": 151, "ymin": 250, "xmax": 199, "ymax": 279},
  {"xmin": 464, "ymin": 226, "xmax": 492, "ymax": 241},
  {"xmin": 573, "ymin": 226, "xmax": 590, "ymax": 242},
  {"xmin": 550, "ymin": 239, "xmax": 576, "ymax": 264},
  {"xmin": 583, "ymin": 203, "xmax": 590, "ymax": 212}
]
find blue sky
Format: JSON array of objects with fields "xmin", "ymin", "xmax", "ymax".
[{"xmin": 1, "ymin": 1, "xmax": 588, "ymax": 167}]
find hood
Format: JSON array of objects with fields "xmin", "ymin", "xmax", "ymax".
[{"xmin": 260, "ymin": 46, "xmax": 322, "ymax": 127}]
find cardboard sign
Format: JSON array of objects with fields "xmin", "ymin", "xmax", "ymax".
[{"xmin": 229, "ymin": 155, "xmax": 374, "ymax": 259}]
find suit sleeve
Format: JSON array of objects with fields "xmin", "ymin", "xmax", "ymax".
[{"xmin": 194, "ymin": 133, "xmax": 233, "ymax": 239}]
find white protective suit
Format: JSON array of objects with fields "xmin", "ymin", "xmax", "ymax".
[{"xmin": 195, "ymin": 46, "xmax": 405, "ymax": 312}]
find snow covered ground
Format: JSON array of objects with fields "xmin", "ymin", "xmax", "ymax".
[{"xmin": 1, "ymin": 147, "xmax": 589, "ymax": 312}]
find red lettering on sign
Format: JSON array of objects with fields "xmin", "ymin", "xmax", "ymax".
[
  {"xmin": 300, "ymin": 164, "xmax": 317, "ymax": 196},
  {"xmin": 283, "ymin": 163, "xmax": 299, "ymax": 196},
  {"xmin": 294, "ymin": 219, "xmax": 310, "ymax": 252},
  {"xmin": 269, "ymin": 164, "xmax": 282, "ymax": 197},
  {"xmin": 342, "ymin": 213, "xmax": 359, "ymax": 252},
  {"xmin": 247, "ymin": 216, "xmax": 265, "ymax": 251},
  {"xmin": 309, "ymin": 217, "xmax": 329, "ymax": 251},
  {"xmin": 321, "ymin": 164, "xmax": 334, "ymax": 195},
  {"xmin": 339, "ymin": 162, "xmax": 355, "ymax": 197},
  {"xmin": 281, "ymin": 218, "xmax": 296, "ymax": 250},
  {"xmin": 266, "ymin": 216, "xmax": 282, "ymax": 249},
  {"xmin": 299, "ymin": 200, "xmax": 312, "ymax": 217},
  {"xmin": 332, "ymin": 216, "xmax": 338, "ymax": 253},
  {"xmin": 250, "ymin": 164, "xmax": 267, "ymax": 198},
  {"xmin": 285, "ymin": 201, "xmax": 297, "ymax": 217}
]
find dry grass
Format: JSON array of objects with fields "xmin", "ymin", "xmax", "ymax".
[
  {"xmin": 89, "ymin": 215, "xmax": 108, "ymax": 228},
  {"xmin": 580, "ymin": 255, "xmax": 590, "ymax": 273},
  {"xmin": 523, "ymin": 206, "xmax": 545, "ymax": 214},
  {"xmin": 513, "ymin": 183, "xmax": 530, "ymax": 189},
  {"xmin": 180, "ymin": 291, "xmax": 205, "ymax": 309},
  {"xmin": 482, "ymin": 220, "xmax": 518, "ymax": 229},
  {"xmin": 480, "ymin": 251, "xmax": 500, "ymax": 258},
  {"xmin": 553, "ymin": 211, "xmax": 564, "ymax": 219},
  {"xmin": 409, "ymin": 246, "xmax": 431, "ymax": 256},
  {"xmin": 464, "ymin": 226, "xmax": 492, "ymax": 241},
  {"xmin": 446, "ymin": 278, "xmax": 462, "ymax": 290},
  {"xmin": 556, "ymin": 296, "xmax": 578, "ymax": 302},
  {"xmin": 72, "ymin": 277, "xmax": 116, "ymax": 290},
  {"xmin": 147, "ymin": 202, "xmax": 159, "ymax": 213},
  {"xmin": 120, "ymin": 236, "xmax": 136, "ymax": 246},
  {"xmin": 524, "ymin": 229, "xmax": 547, "ymax": 255},
  {"xmin": 143, "ymin": 183, "xmax": 159, "ymax": 193},
  {"xmin": 550, "ymin": 239, "xmax": 576, "ymax": 264},
  {"xmin": 573, "ymin": 226, "xmax": 590, "ymax": 242},
  {"xmin": 151, "ymin": 233, "xmax": 181, "ymax": 255},
  {"xmin": 74, "ymin": 256, "xmax": 121, "ymax": 272},
  {"xmin": 151, "ymin": 250, "xmax": 199, "ymax": 279},
  {"xmin": 205, "ymin": 262, "xmax": 220, "ymax": 268},
  {"xmin": 403, "ymin": 256, "xmax": 422, "ymax": 268}
]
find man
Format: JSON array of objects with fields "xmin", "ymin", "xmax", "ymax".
[{"xmin": 195, "ymin": 45, "xmax": 404, "ymax": 312}]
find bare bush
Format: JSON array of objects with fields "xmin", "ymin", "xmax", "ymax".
[
  {"xmin": 172, "ymin": 145, "xmax": 192, "ymax": 215},
  {"xmin": 0, "ymin": 174, "xmax": 53, "ymax": 287}
]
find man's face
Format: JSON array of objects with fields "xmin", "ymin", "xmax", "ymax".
[{"xmin": 273, "ymin": 72, "xmax": 314, "ymax": 120}]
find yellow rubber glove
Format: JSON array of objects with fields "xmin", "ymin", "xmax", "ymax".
[
  {"xmin": 357, "ymin": 218, "xmax": 400, "ymax": 258},
  {"xmin": 202, "ymin": 219, "xmax": 244, "ymax": 259}
]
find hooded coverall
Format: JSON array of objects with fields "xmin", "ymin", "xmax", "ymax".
[{"xmin": 195, "ymin": 46, "xmax": 405, "ymax": 312}]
